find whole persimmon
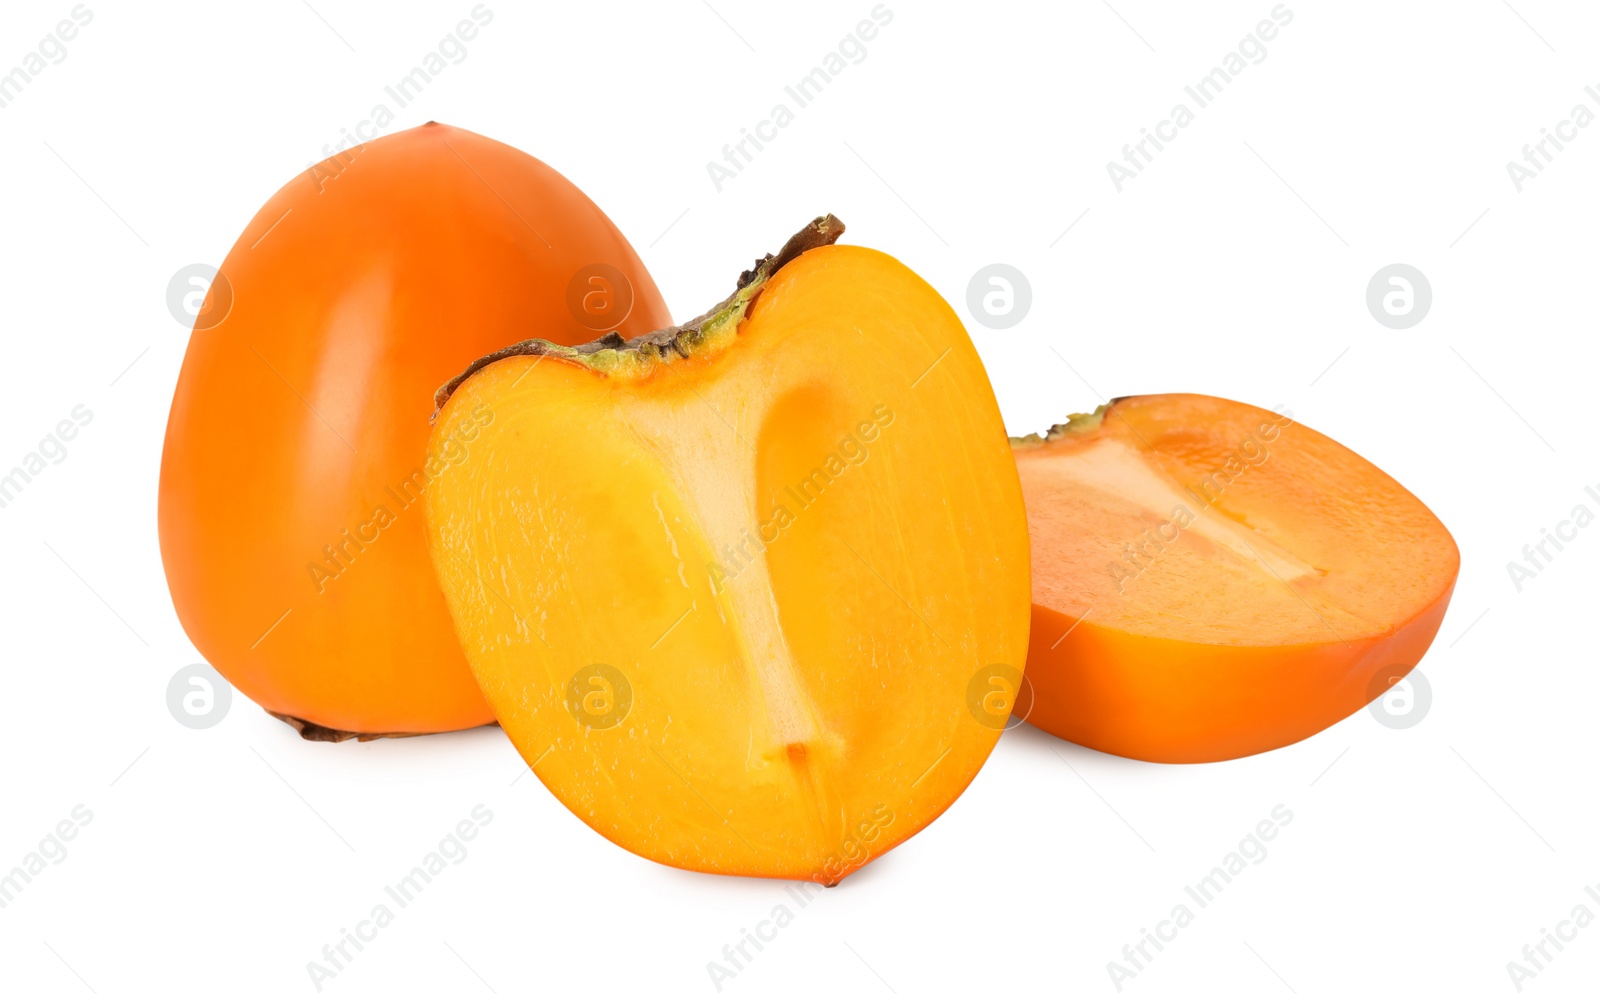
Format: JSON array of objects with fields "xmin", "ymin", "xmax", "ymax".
[{"xmin": 159, "ymin": 122, "xmax": 670, "ymax": 739}]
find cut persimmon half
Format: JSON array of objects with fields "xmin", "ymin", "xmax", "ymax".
[
  {"xmin": 1014, "ymin": 394, "xmax": 1459, "ymax": 763},
  {"xmin": 424, "ymin": 216, "xmax": 1031, "ymax": 881}
]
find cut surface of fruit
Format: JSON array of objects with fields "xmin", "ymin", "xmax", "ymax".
[
  {"xmin": 1014, "ymin": 394, "xmax": 1459, "ymax": 763},
  {"xmin": 426, "ymin": 217, "xmax": 1031, "ymax": 881},
  {"xmin": 159, "ymin": 122, "xmax": 670, "ymax": 738}
]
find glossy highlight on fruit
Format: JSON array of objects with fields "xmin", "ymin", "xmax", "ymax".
[
  {"xmin": 1014, "ymin": 393, "xmax": 1459, "ymax": 763},
  {"xmin": 425, "ymin": 216, "xmax": 1032, "ymax": 881},
  {"xmin": 159, "ymin": 122, "xmax": 671, "ymax": 739}
]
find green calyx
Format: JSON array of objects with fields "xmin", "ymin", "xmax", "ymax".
[
  {"xmin": 432, "ymin": 214, "xmax": 845, "ymax": 415},
  {"xmin": 1009, "ymin": 404, "xmax": 1110, "ymax": 447}
]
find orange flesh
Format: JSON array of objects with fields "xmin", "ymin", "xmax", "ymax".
[
  {"xmin": 426, "ymin": 243, "xmax": 1031, "ymax": 880},
  {"xmin": 1015, "ymin": 393, "xmax": 1459, "ymax": 763}
]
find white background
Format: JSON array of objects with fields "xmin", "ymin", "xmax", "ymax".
[{"xmin": 1, "ymin": 1, "xmax": 1597, "ymax": 991}]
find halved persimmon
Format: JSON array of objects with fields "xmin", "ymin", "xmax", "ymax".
[
  {"xmin": 159, "ymin": 122, "xmax": 670, "ymax": 739},
  {"xmin": 1014, "ymin": 394, "xmax": 1458, "ymax": 763},
  {"xmin": 425, "ymin": 217, "xmax": 1031, "ymax": 881}
]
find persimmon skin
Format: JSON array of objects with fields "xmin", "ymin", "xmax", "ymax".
[
  {"xmin": 1025, "ymin": 591, "xmax": 1454, "ymax": 763},
  {"xmin": 1015, "ymin": 394, "xmax": 1460, "ymax": 763},
  {"xmin": 158, "ymin": 122, "xmax": 670, "ymax": 736}
]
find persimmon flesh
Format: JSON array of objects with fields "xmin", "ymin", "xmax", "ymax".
[
  {"xmin": 425, "ymin": 217, "xmax": 1031, "ymax": 881},
  {"xmin": 159, "ymin": 122, "xmax": 670, "ymax": 739},
  {"xmin": 1014, "ymin": 394, "xmax": 1459, "ymax": 763}
]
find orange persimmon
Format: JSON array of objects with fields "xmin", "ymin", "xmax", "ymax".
[
  {"xmin": 424, "ymin": 217, "xmax": 1032, "ymax": 881},
  {"xmin": 1014, "ymin": 394, "xmax": 1458, "ymax": 763},
  {"xmin": 159, "ymin": 122, "xmax": 670, "ymax": 739}
]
